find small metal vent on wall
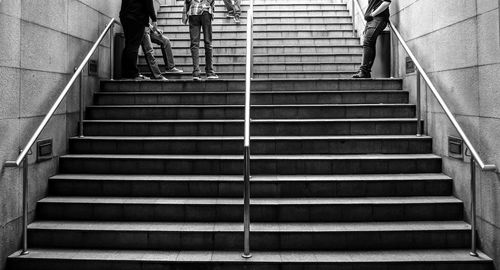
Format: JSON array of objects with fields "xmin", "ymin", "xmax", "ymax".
[{"xmin": 88, "ymin": 60, "xmax": 98, "ymax": 76}]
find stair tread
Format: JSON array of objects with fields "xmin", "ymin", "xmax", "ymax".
[
  {"xmin": 101, "ymin": 78, "xmax": 402, "ymax": 82},
  {"xmin": 60, "ymin": 154, "xmax": 441, "ymax": 160},
  {"xmin": 88, "ymin": 104, "xmax": 414, "ymax": 108},
  {"xmin": 9, "ymin": 248, "xmax": 492, "ymax": 262},
  {"xmin": 82, "ymin": 118, "xmax": 417, "ymax": 123},
  {"xmin": 28, "ymin": 220, "xmax": 470, "ymax": 232},
  {"xmin": 39, "ymin": 196, "xmax": 461, "ymax": 205},
  {"xmin": 96, "ymin": 90, "xmax": 405, "ymax": 94},
  {"xmin": 70, "ymin": 135, "xmax": 432, "ymax": 140},
  {"xmin": 50, "ymin": 173, "xmax": 451, "ymax": 182}
]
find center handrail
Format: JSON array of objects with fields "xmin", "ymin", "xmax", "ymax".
[{"xmin": 242, "ymin": 0, "xmax": 255, "ymax": 259}]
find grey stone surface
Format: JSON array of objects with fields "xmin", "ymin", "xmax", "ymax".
[
  {"xmin": 391, "ymin": 1, "xmax": 500, "ymax": 267},
  {"xmin": 0, "ymin": 1, "xmax": 121, "ymax": 270}
]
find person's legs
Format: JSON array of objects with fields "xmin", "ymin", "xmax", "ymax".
[
  {"xmin": 150, "ymin": 30, "xmax": 177, "ymax": 70},
  {"xmin": 223, "ymin": 0, "xmax": 235, "ymax": 16},
  {"xmin": 201, "ymin": 12, "xmax": 216, "ymax": 77},
  {"xmin": 121, "ymin": 18, "xmax": 145, "ymax": 78},
  {"xmin": 142, "ymin": 28, "xmax": 163, "ymax": 79},
  {"xmin": 355, "ymin": 17, "xmax": 388, "ymax": 77},
  {"xmin": 189, "ymin": 15, "xmax": 202, "ymax": 78},
  {"xmin": 233, "ymin": 0, "xmax": 242, "ymax": 17}
]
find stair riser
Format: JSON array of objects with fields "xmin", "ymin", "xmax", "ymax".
[
  {"xmin": 82, "ymin": 121, "xmax": 418, "ymax": 136},
  {"xmin": 163, "ymin": 5, "xmax": 349, "ymax": 13},
  {"xmin": 140, "ymin": 53, "xmax": 362, "ymax": 63},
  {"xmin": 169, "ymin": 46, "xmax": 364, "ymax": 55},
  {"xmin": 36, "ymin": 202, "xmax": 461, "ymax": 222},
  {"xmin": 69, "ymin": 138, "xmax": 431, "ymax": 155},
  {"xmin": 158, "ymin": 30, "xmax": 356, "ymax": 39},
  {"xmin": 140, "ymin": 63, "xmax": 360, "ymax": 73},
  {"xmin": 100, "ymin": 80, "xmax": 402, "ymax": 92},
  {"xmin": 94, "ymin": 92, "xmax": 409, "ymax": 105},
  {"xmin": 28, "ymin": 229, "xmax": 470, "ymax": 251},
  {"xmin": 159, "ymin": 11, "xmax": 351, "ymax": 18},
  {"xmin": 50, "ymin": 179, "xmax": 451, "ymax": 197},
  {"xmin": 162, "ymin": 13, "xmax": 353, "ymax": 20},
  {"xmin": 163, "ymin": 37, "xmax": 359, "ymax": 47},
  {"xmin": 159, "ymin": 17, "xmax": 353, "ymax": 25},
  {"xmin": 86, "ymin": 106, "xmax": 416, "ymax": 120},
  {"xmin": 7, "ymin": 260, "xmax": 494, "ymax": 270},
  {"xmin": 144, "ymin": 72, "xmax": 354, "ymax": 79},
  {"xmin": 59, "ymin": 157, "xmax": 441, "ymax": 175}
]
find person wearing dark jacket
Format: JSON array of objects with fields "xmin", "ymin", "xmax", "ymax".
[
  {"xmin": 352, "ymin": 0, "xmax": 391, "ymax": 78},
  {"xmin": 120, "ymin": 0, "xmax": 159, "ymax": 79}
]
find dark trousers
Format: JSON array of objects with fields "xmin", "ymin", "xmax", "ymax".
[
  {"xmin": 359, "ymin": 17, "xmax": 388, "ymax": 73},
  {"xmin": 121, "ymin": 17, "xmax": 145, "ymax": 78},
  {"xmin": 189, "ymin": 12, "xmax": 214, "ymax": 76}
]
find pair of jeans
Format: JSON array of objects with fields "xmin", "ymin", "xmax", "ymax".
[
  {"xmin": 189, "ymin": 12, "xmax": 215, "ymax": 76},
  {"xmin": 142, "ymin": 28, "xmax": 176, "ymax": 78},
  {"xmin": 223, "ymin": 0, "xmax": 241, "ymax": 16},
  {"xmin": 359, "ymin": 17, "xmax": 388, "ymax": 73},
  {"xmin": 120, "ymin": 17, "xmax": 145, "ymax": 78}
]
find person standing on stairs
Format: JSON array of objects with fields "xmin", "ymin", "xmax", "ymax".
[
  {"xmin": 352, "ymin": 0, "xmax": 391, "ymax": 79},
  {"xmin": 182, "ymin": 0, "xmax": 219, "ymax": 81},
  {"xmin": 223, "ymin": 0, "xmax": 241, "ymax": 24},
  {"xmin": 120, "ymin": 0, "xmax": 159, "ymax": 80},
  {"xmin": 141, "ymin": 0, "xmax": 184, "ymax": 81}
]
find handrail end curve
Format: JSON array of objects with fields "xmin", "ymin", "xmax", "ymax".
[
  {"xmin": 5, "ymin": 161, "xmax": 20, "ymax": 168},
  {"xmin": 481, "ymin": 164, "xmax": 497, "ymax": 172}
]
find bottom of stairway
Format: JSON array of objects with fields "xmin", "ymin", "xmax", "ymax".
[{"xmin": 8, "ymin": 249, "xmax": 493, "ymax": 270}]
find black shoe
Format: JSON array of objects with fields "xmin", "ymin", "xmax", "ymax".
[{"xmin": 352, "ymin": 70, "xmax": 371, "ymax": 78}]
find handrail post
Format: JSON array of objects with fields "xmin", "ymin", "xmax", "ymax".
[
  {"xmin": 242, "ymin": 0, "xmax": 254, "ymax": 259},
  {"xmin": 21, "ymin": 155, "xmax": 29, "ymax": 255},
  {"xmin": 416, "ymin": 70, "xmax": 422, "ymax": 136},
  {"xmin": 79, "ymin": 69, "xmax": 85, "ymax": 138},
  {"xmin": 470, "ymin": 156, "xmax": 478, "ymax": 257},
  {"xmin": 242, "ymin": 146, "xmax": 251, "ymax": 258},
  {"xmin": 110, "ymin": 23, "xmax": 115, "ymax": 80}
]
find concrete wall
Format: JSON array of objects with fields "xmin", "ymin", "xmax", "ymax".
[
  {"xmin": 0, "ymin": 0, "xmax": 121, "ymax": 269},
  {"xmin": 389, "ymin": 0, "xmax": 500, "ymax": 268}
]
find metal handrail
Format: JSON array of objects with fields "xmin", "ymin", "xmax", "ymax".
[
  {"xmin": 4, "ymin": 17, "xmax": 120, "ymax": 255},
  {"xmin": 242, "ymin": 0, "xmax": 254, "ymax": 259},
  {"xmin": 389, "ymin": 22, "xmax": 497, "ymax": 256}
]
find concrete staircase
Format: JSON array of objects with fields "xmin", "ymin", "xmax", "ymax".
[
  {"xmin": 140, "ymin": 0, "xmax": 362, "ymax": 78},
  {"xmin": 7, "ymin": 0, "xmax": 494, "ymax": 269}
]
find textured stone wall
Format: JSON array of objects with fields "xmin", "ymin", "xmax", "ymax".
[
  {"xmin": 0, "ymin": 0, "xmax": 121, "ymax": 269},
  {"xmin": 389, "ymin": 0, "xmax": 500, "ymax": 268}
]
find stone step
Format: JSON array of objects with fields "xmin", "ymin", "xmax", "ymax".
[
  {"xmin": 7, "ymin": 249, "xmax": 493, "ymax": 270},
  {"xmin": 68, "ymin": 135, "xmax": 432, "ymax": 155},
  {"xmin": 162, "ymin": 4, "xmax": 349, "ymax": 13},
  {"xmin": 162, "ymin": 23, "xmax": 354, "ymax": 32},
  {"xmin": 93, "ymin": 90, "xmax": 409, "ymax": 105},
  {"xmin": 157, "ymin": 10, "xmax": 352, "ymax": 20},
  {"xmin": 36, "ymin": 196, "xmax": 460, "ymax": 222},
  {"xmin": 85, "ymin": 104, "xmax": 416, "ymax": 120},
  {"xmin": 169, "ymin": 45, "xmax": 363, "ymax": 55},
  {"xmin": 158, "ymin": 36, "xmax": 359, "ymax": 47},
  {"xmin": 81, "ymin": 118, "xmax": 419, "ymax": 136},
  {"xmin": 99, "ymin": 79, "xmax": 403, "ymax": 92},
  {"xmin": 49, "ymin": 173, "xmax": 452, "ymax": 198},
  {"xmin": 158, "ymin": 16, "xmax": 354, "ymax": 25},
  {"xmin": 140, "ymin": 62, "xmax": 360, "ymax": 73},
  {"xmin": 155, "ymin": 30, "xmax": 358, "ymax": 40},
  {"xmin": 142, "ymin": 53, "xmax": 362, "ymax": 65},
  {"xmin": 27, "ymin": 221, "xmax": 471, "ymax": 251},
  {"xmin": 140, "ymin": 53, "xmax": 362, "ymax": 64},
  {"xmin": 141, "ymin": 71, "xmax": 357, "ymax": 79},
  {"xmin": 58, "ymin": 154, "xmax": 441, "ymax": 175}
]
